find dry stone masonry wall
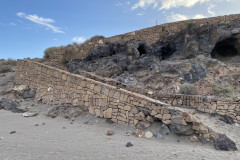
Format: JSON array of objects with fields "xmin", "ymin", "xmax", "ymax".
[
  {"xmin": 15, "ymin": 59, "xmax": 176, "ymax": 126},
  {"xmin": 48, "ymin": 13, "xmax": 240, "ymax": 66},
  {"xmin": 74, "ymin": 69, "xmax": 240, "ymax": 124},
  {"xmin": 14, "ymin": 60, "xmax": 239, "ymax": 150}
]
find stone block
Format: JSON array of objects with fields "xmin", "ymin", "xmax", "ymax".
[
  {"xmin": 150, "ymin": 110, "xmax": 157, "ymax": 116},
  {"xmin": 124, "ymin": 105, "xmax": 131, "ymax": 111},
  {"xmin": 192, "ymin": 122, "xmax": 201, "ymax": 131},
  {"xmin": 103, "ymin": 108, "xmax": 112, "ymax": 119},
  {"xmin": 117, "ymin": 116, "xmax": 128, "ymax": 122},
  {"xmin": 139, "ymin": 112, "xmax": 145, "ymax": 117},
  {"xmin": 95, "ymin": 109, "xmax": 101, "ymax": 117},
  {"xmin": 162, "ymin": 120, "xmax": 171, "ymax": 125},
  {"xmin": 73, "ymin": 99, "xmax": 79, "ymax": 106},
  {"xmin": 147, "ymin": 116, "xmax": 154, "ymax": 123},
  {"xmin": 113, "ymin": 91, "xmax": 120, "ymax": 99},
  {"xmin": 62, "ymin": 74, "xmax": 67, "ymax": 80},
  {"xmin": 237, "ymin": 116, "xmax": 240, "ymax": 121},
  {"xmin": 134, "ymin": 119, "xmax": 139, "ymax": 125},
  {"xmin": 211, "ymin": 104, "xmax": 217, "ymax": 111},
  {"xmin": 90, "ymin": 84, "xmax": 94, "ymax": 90},
  {"xmin": 80, "ymin": 81, "xmax": 86, "ymax": 87},
  {"xmin": 155, "ymin": 114, "xmax": 162, "ymax": 119},
  {"xmin": 171, "ymin": 116, "xmax": 187, "ymax": 125},
  {"xmin": 94, "ymin": 85, "xmax": 102, "ymax": 93},
  {"xmin": 199, "ymin": 125, "xmax": 208, "ymax": 134},
  {"xmin": 162, "ymin": 114, "xmax": 171, "ymax": 120},
  {"xmin": 130, "ymin": 107, "xmax": 138, "ymax": 114},
  {"xmin": 89, "ymin": 107, "xmax": 95, "ymax": 115}
]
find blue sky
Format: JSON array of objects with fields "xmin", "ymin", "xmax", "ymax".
[{"xmin": 0, "ymin": 0, "xmax": 239, "ymax": 59}]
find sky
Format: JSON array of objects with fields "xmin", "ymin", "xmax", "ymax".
[{"xmin": 0, "ymin": 0, "xmax": 239, "ymax": 59}]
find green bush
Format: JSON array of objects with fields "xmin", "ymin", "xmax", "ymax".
[
  {"xmin": 44, "ymin": 47, "xmax": 59, "ymax": 59},
  {"xmin": 179, "ymin": 84, "xmax": 198, "ymax": 95},
  {"xmin": 212, "ymin": 83, "xmax": 233, "ymax": 97},
  {"xmin": 0, "ymin": 65, "xmax": 12, "ymax": 73}
]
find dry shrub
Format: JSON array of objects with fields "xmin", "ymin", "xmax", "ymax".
[
  {"xmin": 0, "ymin": 59, "xmax": 16, "ymax": 66},
  {"xmin": 60, "ymin": 48, "xmax": 74, "ymax": 65},
  {"xmin": 84, "ymin": 35, "xmax": 105, "ymax": 44},
  {"xmin": 44, "ymin": 47, "xmax": 59, "ymax": 59},
  {"xmin": 0, "ymin": 65, "xmax": 12, "ymax": 73},
  {"xmin": 179, "ymin": 84, "xmax": 198, "ymax": 95},
  {"xmin": 212, "ymin": 83, "xmax": 233, "ymax": 97}
]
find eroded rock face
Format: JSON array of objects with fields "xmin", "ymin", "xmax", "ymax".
[
  {"xmin": 213, "ymin": 134, "xmax": 238, "ymax": 151},
  {"xmin": 67, "ymin": 19, "xmax": 240, "ymax": 96}
]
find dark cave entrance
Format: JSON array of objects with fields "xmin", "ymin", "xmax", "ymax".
[
  {"xmin": 161, "ymin": 44, "xmax": 176, "ymax": 60},
  {"xmin": 211, "ymin": 38, "xmax": 239, "ymax": 60},
  {"xmin": 137, "ymin": 44, "xmax": 147, "ymax": 56}
]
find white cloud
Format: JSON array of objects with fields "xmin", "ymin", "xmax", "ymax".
[
  {"xmin": 208, "ymin": 4, "xmax": 216, "ymax": 16},
  {"xmin": 9, "ymin": 22, "xmax": 16, "ymax": 26},
  {"xmin": 132, "ymin": 0, "xmax": 212, "ymax": 10},
  {"xmin": 17, "ymin": 12, "xmax": 64, "ymax": 33},
  {"xmin": 116, "ymin": 2, "xmax": 123, "ymax": 7},
  {"xmin": 72, "ymin": 36, "xmax": 86, "ymax": 43},
  {"xmin": 167, "ymin": 13, "xmax": 206, "ymax": 22},
  {"xmin": 132, "ymin": 0, "xmax": 156, "ymax": 9},
  {"xmin": 193, "ymin": 14, "xmax": 206, "ymax": 19},
  {"xmin": 167, "ymin": 13, "xmax": 188, "ymax": 22},
  {"xmin": 137, "ymin": 12, "xmax": 145, "ymax": 16}
]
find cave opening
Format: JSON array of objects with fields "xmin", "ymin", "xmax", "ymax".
[
  {"xmin": 211, "ymin": 37, "xmax": 239, "ymax": 60},
  {"xmin": 160, "ymin": 44, "xmax": 176, "ymax": 60},
  {"xmin": 137, "ymin": 44, "xmax": 147, "ymax": 56}
]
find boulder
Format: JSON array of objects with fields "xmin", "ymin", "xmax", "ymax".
[
  {"xmin": 213, "ymin": 134, "xmax": 237, "ymax": 151},
  {"xmin": 169, "ymin": 124, "xmax": 194, "ymax": 136},
  {"xmin": 145, "ymin": 131, "xmax": 153, "ymax": 139},
  {"xmin": 22, "ymin": 112, "xmax": 38, "ymax": 117},
  {"xmin": 135, "ymin": 129, "xmax": 144, "ymax": 138},
  {"xmin": 106, "ymin": 130, "xmax": 114, "ymax": 136},
  {"xmin": 219, "ymin": 114, "xmax": 234, "ymax": 125},
  {"xmin": 23, "ymin": 89, "xmax": 36, "ymax": 99},
  {"xmin": 0, "ymin": 98, "xmax": 23, "ymax": 113}
]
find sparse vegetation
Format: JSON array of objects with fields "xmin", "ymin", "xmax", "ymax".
[
  {"xmin": 60, "ymin": 48, "xmax": 74, "ymax": 65},
  {"xmin": 84, "ymin": 35, "xmax": 105, "ymax": 44},
  {"xmin": 179, "ymin": 84, "xmax": 198, "ymax": 95},
  {"xmin": 212, "ymin": 83, "xmax": 233, "ymax": 97},
  {"xmin": 0, "ymin": 58, "xmax": 16, "ymax": 66},
  {"xmin": 0, "ymin": 59, "xmax": 16, "ymax": 73},
  {"xmin": 0, "ymin": 65, "xmax": 12, "ymax": 73},
  {"xmin": 44, "ymin": 47, "xmax": 59, "ymax": 59},
  {"xmin": 24, "ymin": 57, "xmax": 44, "ymax": 63},
  {"xmin": 109, "ymin": 37, "xmax": 124, "ymax": 43}
]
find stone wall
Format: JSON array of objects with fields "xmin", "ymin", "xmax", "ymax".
[
  {"xmin": 14, "ymin": 60, "xmax": 239, "ymax": 147},
  {"xmin": 14, "ymin": 60, "xmax": 177, "ymax": 126},
  {"xmin": 76, "ymin": 70, "xmax": 240, "ymax": 123},
  {"xmin": 48, "ymin": 13, "xmax": 240, "ymax": 66}
]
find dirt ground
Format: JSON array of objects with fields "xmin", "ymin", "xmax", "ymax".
[{"xmin": 0, "ymin": 72, "xmax": 240, "ymax": 160}]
